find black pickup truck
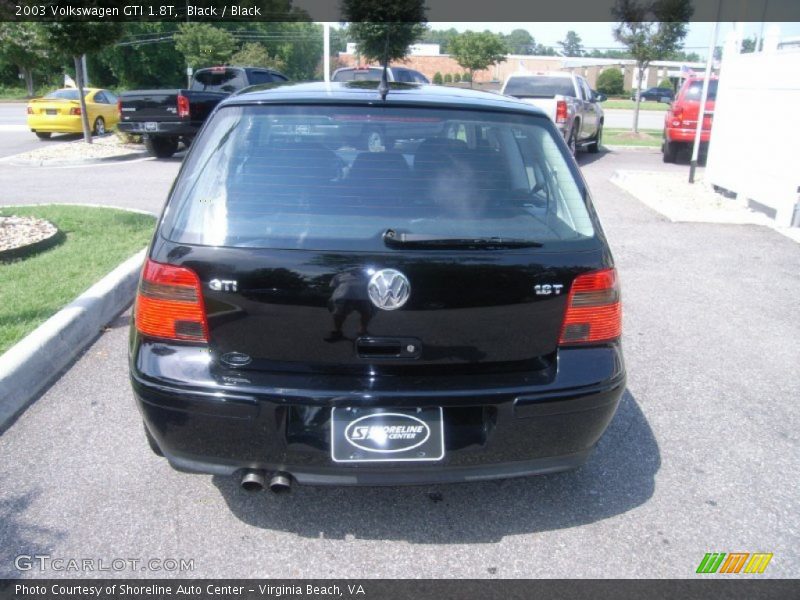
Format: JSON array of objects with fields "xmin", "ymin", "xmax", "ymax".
[{"xmin": 117, "ymin": 66, "xmax": 288, "ymax": 158}]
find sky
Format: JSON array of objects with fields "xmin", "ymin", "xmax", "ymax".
[{"xmin": 424, "ymin": 21, "xmax": 800, "ymax": 59}]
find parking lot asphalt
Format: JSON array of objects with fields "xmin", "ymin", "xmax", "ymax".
[{"xmin": 0, "ymin": 148, "xmax": 798, "ymax": 579}]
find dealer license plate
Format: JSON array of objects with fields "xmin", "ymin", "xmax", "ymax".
[{"xmin": 331, "ymin": 407, "xmax": 444, "ymax": 463}]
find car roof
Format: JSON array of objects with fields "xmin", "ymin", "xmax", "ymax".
[
  {"xmin": 506, "ymin": 72, "xmax": 573, "ymax": 79},
  {"xmin": 220, "ymin": 81, "xmax": 549, "ymax": 117}
]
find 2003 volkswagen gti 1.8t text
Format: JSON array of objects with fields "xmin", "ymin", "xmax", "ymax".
[{"xmin": 129, "ymin": 81, "xmax": 625, "ymax": 492}]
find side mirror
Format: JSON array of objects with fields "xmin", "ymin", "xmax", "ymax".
[{"xmin": 593, "ymin": 91, "xmax": 607, "ymax": 102}]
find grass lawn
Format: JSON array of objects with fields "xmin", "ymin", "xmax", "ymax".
[
  {"xmin": 0, "ymin": 205, "xmax": 155, "ymax": 355},
  {"xmin": 604, "ymin": 128, "xmax": 663, "ymax": 148},
  {"xmin": 603, "ymin": 99, "xmax": 670, "ymax": 111}
]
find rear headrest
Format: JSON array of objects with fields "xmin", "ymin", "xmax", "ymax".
[{"xmin": 347, "ymin": 151, "xmax": 410, "ymax": 184}]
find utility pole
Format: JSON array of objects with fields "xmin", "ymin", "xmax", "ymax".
[
  {"xmin": 323, "ymin": 23, "xmax": 331, "ymax": 83},
  {"xmin": 689, "ymin": 17, "xmax": 721, "ymax": 183}
]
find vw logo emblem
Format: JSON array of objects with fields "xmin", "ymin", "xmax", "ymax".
[{"xmin": 367, "ymin": 269, "xmax": 411, "ymax": 311}]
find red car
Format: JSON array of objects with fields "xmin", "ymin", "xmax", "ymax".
[{"xmin": 662, "ymin": 75, "xmax": 718, "ymax": 163}]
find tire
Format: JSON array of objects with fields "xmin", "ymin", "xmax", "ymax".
[
  {"xmin": 588, "ymin": 122, "xmax": 603, "ymax": 154},
  {"xmin": 143, "ymin": 425, "xmax": 164, "ymax": 457},
  {"xmin": 93, "ymin": 117, "xmax": 106, "ymax": 136},
  {"xmin": 35, "ymin": 132, "xmax": 51, "ymax": 140},
  {"xmin": 144, "ymin": 136, "xmax": 178, "ymax": 158},
  {"xmin": 566, "ymin": 125, "xmax": 578, "ymax": 157},
  {"xmin": 662, "ymin": 139, "xmax": 677, "ymax": 163}
]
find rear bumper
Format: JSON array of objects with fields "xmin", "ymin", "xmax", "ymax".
[
  {"xmin": 665, "ymin": 126, "xmax": 712, "ymax": 144},
  {"xmin": 118, "ymin": 121, "xmax": 200, "ymax": 137},
  {"xmin": 130, "ymin": 342, "xmax": 625, "ymax": 486},
  {"xmin": 27, "ymin": 115, "xmax": 82, "ymax": 133}
]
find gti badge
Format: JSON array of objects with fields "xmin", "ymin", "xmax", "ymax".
[
  {"xmin": 534, "ymin": 283, "xmax": 564, "ymax": 296},
  {"xmin": 209, "ymin": 279, "xmax": 238, "ymax": 292},
  {"xmin": 367, "ymin": 269, "xmax": 410, "ymax": 310}
]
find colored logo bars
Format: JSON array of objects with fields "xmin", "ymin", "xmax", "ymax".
[{"xmin": 696, "ymin": 553, "xmax": 773, "ymax": 574}]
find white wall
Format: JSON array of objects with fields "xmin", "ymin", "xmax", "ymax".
[{"xmin": 706, "ymin": 29, "xmax": 800, "ymax": 227}]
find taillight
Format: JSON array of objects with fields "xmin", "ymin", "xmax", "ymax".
[
  {"xmin": 26, "ymin": 106, "xmax": 33, "ymax": 114},
  {"xmin": 556, "ymin": 100, "xmax": 568, "ymax": 124},
  {"xmin": 177, "ymin": 94, "xmax": 190, "ymax": 119},
  {"xmin": 671, "ymin": 106, "xmax": 683, "ymax": 127},
  {"xmin": 135, "ymin": 259, "xmax": 208, "ymax": 342},
  {"xmin": 69, "ymin": 107, "xmax": 81, "ymax": 116},
  {"xmin": 117, "ymin": 98, "xmax": 122, "ymax": 116},
  {"xmin": 559, "ymin": 268, "xmax": 621, "ymax": 345}
]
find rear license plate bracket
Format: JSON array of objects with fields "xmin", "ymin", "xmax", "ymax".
[{"xmin": 331, "ymin": 407, "xmax": 444, "ymax": 463}]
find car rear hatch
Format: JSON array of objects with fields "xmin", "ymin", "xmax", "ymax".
[
  {"xmin": 28, "ymin": 96, "xmax": 81, "ymax": 117},
  {"xmin": 674, "ymin": 79, "xmax": 718, "ymax": 130},
  {"xmin": 119, "ymin": 90, "xmax": 183, "ymax": 123},
  {"xmin": 140, "ymin": 101, "xmax": 616, "ymax": 376}
]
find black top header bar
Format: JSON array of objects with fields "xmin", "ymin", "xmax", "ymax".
[{"xmin": 3, "ymin": 0, "xmax": 800, "ymax": 22}]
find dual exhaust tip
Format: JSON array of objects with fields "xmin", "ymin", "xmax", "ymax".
[{"xmin": 240, "ymin": 469, "xmax": 292, "ymax": 493}]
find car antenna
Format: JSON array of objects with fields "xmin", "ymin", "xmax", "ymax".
[{"xmin": 378, "ymin": 29, "xmax": 391, "ymax": 101}]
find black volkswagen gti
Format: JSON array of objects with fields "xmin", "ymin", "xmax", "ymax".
[{"xmin": 129, "ymin": 81, "xmax": 625, "ymax": 492}]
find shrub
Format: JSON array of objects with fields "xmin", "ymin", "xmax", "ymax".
[
  {"xmin": 462, "ymin": 72, "xmax": 472, "ymax": 82},
  {"xmin": 433, "ymin": 71, "xmax": 443, "ymax": 84},
  {"xmin": 596, "ymin": 68, "xmax": 624, "ymax": 96},
  {"xmin": 658, "ymin": 78, "xmax": 673, "ymax": 90},
  {"xmin": 453, "ymin": 73, "xmax": 461, "ymax": 83},
  {"xmin": 444, "ymin": 73, "xmax": 453, "ymax": 83}
]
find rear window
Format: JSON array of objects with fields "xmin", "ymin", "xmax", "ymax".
[
  {"xmin": 504, "ymin": 77, "xmax": 576, "ymax": 98},
  {"xmin": 190, "ymin": 69, "xmax": 246, "ymax": 93},
  {"xmin": 684, "ymin": 80, "xmax": 718, "ymax": 100},
  {"xmin": 163, "ymin": 105, "xmax": 595, "ymax": 251},
  {"xmin": 45, "ymin": 89, "xmax": 90, "ymax": 100},
  {"xmin": 333, "ymin": 68, "xmax": 383, "ymax": 82}
]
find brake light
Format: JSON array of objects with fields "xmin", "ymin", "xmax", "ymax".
[
  {"xmin": 117, "ymin": 98, "xmax": 122, "ymax": 116},
  {"xmin": 26, "ymin": 106, "xmax": 33, "ymax": 114},
  {"xmin": 69, "ymin": 107, "xmax": 81, "ymax": 116},
  {"xmin": 671, "ymin": 106, "xmax": 683, "ymax": 127},
  {"xmin": 559, "ymin": 268, "xmax": 621, "ymax": 345},
  {"xmin": 177, "ymin": 94, "xmax": 190, "ymax": 119},
  {"xmin": 135, "ymin": 259, "xmax": 208, "ymax": 342},
  {"xmin": 556, "ymin": 100, "xmax": 568, "ymax": 124}
]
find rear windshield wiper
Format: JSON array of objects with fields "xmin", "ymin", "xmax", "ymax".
[{"xmin": 382, "ymin": 229, "xmax": 542, "ymax": 249}]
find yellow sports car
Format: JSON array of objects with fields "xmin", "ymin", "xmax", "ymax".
[{"xmin": 27, "ymin": 88, "xmax": 120, "ymax": 139}]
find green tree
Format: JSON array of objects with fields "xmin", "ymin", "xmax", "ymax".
[
  {"xmin": 596, "ymin": 68, "xmax": 624, "ymax": 95},
  {"xmin": 342, "ymin": 0, "xmax": 427, "ymax": 68},
  {"xmin": 612, "ymin": 0, "xmax": 693, "ymax": 132},
  {"xmin": 741, "ymin": 36, "xmax": 757, "ymax": 53},
  {"xmin": 0, "ymin": 23, "xmax": 51, "ymax": 97},
  {"xmin": 558, "ymin": 31, "xmax": 585, "ymax": 57},
  {"xmin": 92, "ymin": 23, "xmax": 185, "ymax": 89},
  {"xmin": 42, "ymin": 22, "xmax": 124, "ymax": 142},
  {"xmin": 419, "ymin": 27, "xmax": 460, "ymax": 53},
  {"xmin": 658, "ymin": 77, "xmax": 673, "ymax": 89},
  {"xmin": 432, "ymin": 71, "xmax": 443, "ymax": 84},
  {"xmin": 505, "ymin": 29, "xmax": 535, "ymax": 55},
  {"xmin": 174, "ymin": 23, "xmax": 236, "ymax": 70},
  {"xmin": 449, "ymin": 31, "xmax": 508, "ymax": 88},
  {"xmin": 443, "ymin": 73, "xmax": 452, "ymax": 83},
  {"xmin": 229, "ymin": 42, "xmax": 286, "ymax": 72}
]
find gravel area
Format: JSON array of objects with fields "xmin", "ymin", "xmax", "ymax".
[
  {"xmin": 1, "ymin": 134, "xmax": 144, "ymax": 165},
  {"xmin": 611, "ymin": 169, "xmax": 800, "ymax": 244},
  {"xmin": 0, "ymin": 215, "xmax": 58, "ymax": 252}
]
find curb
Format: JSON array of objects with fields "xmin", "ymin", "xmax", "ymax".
[
  {"xmin": 0, "ymin": 248, "xmax": 145, "ymax": 430},
  {"xmin": 0, "ymin": 151, "xmax": 148, "ymax": 168}
]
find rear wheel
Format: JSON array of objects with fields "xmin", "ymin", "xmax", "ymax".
[
  {"xmin": 588, "ymin": 123, "xmax": 603, "ymax": 154},
  {"xmin": 145, "ymin": 136, "xmax": 178, "ymax": 158},
  {"xmin": 662, "ymin": 139, "xmax": 677, "ymax": 163},
  {"xmin": 93, "ymin": 117, "xmax": 106, "ymax": 136},
  {"xmin": 567, "ymin": 126, "xmax": 578, "ymax": 157},
  {"xmin": 35, "ymin": 132, "xmax": 51, "ymax": 140}
]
